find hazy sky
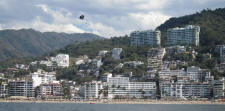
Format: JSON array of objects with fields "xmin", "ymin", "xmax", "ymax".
[{"xmin": 0, "ymin": 0, "xmax": 224, "ymax": 37}]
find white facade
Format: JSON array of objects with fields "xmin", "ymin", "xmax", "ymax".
[
  {"xmin": 112, "ymin": 48, "xmax": 122, "ymax": 60},
  {"xmin": 213, "ymin": 78, "xmax": 225, "ymax": 98},
  {"xmin": 107, "ymin": 76, "xmax": 156, "ymax": 99},
  {"xmin": 82, "ymin": 81, "xmax": 103, "ymax": 99},
  {"xmin": 160, "ymin": 82, "xmax": 212, "ymax": 99},
  {"xmin": 54, "ymin": 54, "xmax": 70, "ymax": 68},
  {"xmin": 0, "ymin": 82, "xmax": 8, "ymax": 97},
  {"xmin": 31, "ymin": 69, "xmax": 57, "ymax": 87},
  {"xmin": 167, "ymin": 25, "xmax": 200, "ymax": 46},
  {"xmin": 98, "ymin": 50, "xmax": 109, "ymax": 56},
  {"xmin": 130, "ymin": 30, "xmax": 161, "ymax": 46},
  {"xmin": 187, "ymin": 66, "xmax": 202, "ymax": 82},
  {"xmin": 39, "ymin": 83, "xmax": 62, "ymax": 97},
  {"xmin": 147, "ymin": 48, "xmax": 166, "ymax": 71}
]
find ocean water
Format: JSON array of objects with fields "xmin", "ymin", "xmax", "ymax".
[{"xmin": 0, "ymin": 103, "xmax": 225, "ymax": 111}]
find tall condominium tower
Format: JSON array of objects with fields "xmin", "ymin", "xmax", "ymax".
[
  {"xmin": 130, "ymin": 30, "xmax": 161, "ymax": 47},
  {"xmin": 167, "ymin": 25, "xmax": 200, "ymax": 46}
]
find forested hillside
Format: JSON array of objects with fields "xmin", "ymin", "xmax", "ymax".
[
  {"xmin": 157, "ymin": 8, "xmax": 225, "ymax": 52},
  {"xmin": 0, "ymin": 29, "xmax": 102, "ymax": 61}
]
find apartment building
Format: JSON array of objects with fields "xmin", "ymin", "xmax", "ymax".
[
  {"xmin": 81, "ymin": 81, "xmax": 103, "ymax": 99},
  {"xmin": 130, "ymin": 30, "xmax": 161, "ymax": 46},
  {"xmin": 107, "ymin": 76, "xmax": 156, "ymax": 99},
  {"xmin": 31, "ymin": 69, "xmax": 57, "ymax": 87},
  {"xmin": 51, "ymin": 54, "xmax": 70, "ymax": 68},
  {"xmin": 0, "ymin": 82, "xmax": 8, "ymax": 98},
  {"xmin": 39, "ymin": 83, "xmax": 62, "ymax": 98},
  {"xmin": 147, "ymin": 48, "xmax": 166, "ymax": 71},
  {"xmin": 187, "ymin": 66, "xmax": 204, "ymax": 82},
  {"xmin": 160, "ymin": 82, "xmax": 212, "ymax": 99},
  {"xmin": 213, "ymin": 78, "xmax": 225, "ymax": 98},
  {"xmin": 9, "ymin": 80, "xmax": 34, "ymax": 97},
  {"xmin": 167, "ymin": 25, "xmax": 200, "ymax": 46}
]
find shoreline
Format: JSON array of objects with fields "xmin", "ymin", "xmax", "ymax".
[{"xmin": 0, "ymin": 99, "xmax": 225, "ymax": 104}]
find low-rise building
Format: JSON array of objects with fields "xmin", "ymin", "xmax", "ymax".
[
  {"xmin": 31, "ymin": 69, "xmax": 57, "ymax": 87},
  {"xmin": 98, "ymin": 50, "xmax": 109, "ymax": 56},
  {"xmin": 51, "ymin": 54, "xmax": 70, "ymax": 68},
  {"xmin": 39, "ymin": 83, "xmax": 62, "ymax": 98},
  {"xmin": 39, "ymin": 61, "xmax": 53, "ymax": 67},
  {"xmin": 112, "ymin": 48, "xmax": 122, "ymax": 60}
]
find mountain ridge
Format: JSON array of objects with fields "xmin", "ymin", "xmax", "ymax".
[{"xmin": 0, "ymin": 28, "xmax": 103, "ymax": 61}]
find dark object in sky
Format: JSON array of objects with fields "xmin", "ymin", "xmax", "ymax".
[{"xmin": 79, "ymin": 15, "xmax": 84, "ymax": 20}]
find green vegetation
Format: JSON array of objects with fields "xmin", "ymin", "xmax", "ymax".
[
  {"xmin": 0, "ymin": 29, "xmax": 102, "ymax": 61},
  {"xmin": 157, "ymin": 8, "xmax": 225, "ymax": 53}
]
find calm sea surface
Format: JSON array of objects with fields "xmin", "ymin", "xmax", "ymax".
[{"xmin": 0, "ymin": 103, "xmax": 225, "ymax": 111}]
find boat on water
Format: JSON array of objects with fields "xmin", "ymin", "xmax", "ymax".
[{"xmin": 90, "ymin": 102, "xmax": 96, "ymax": 104}]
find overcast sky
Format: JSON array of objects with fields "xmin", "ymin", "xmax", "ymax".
[{"xmin": 0, "ymin": 0, "xmax": 224, "ymax": 38}]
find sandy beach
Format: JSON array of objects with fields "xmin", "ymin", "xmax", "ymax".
[{"xmin": 0, "ymin": 99, "xmax": 225, "ymax": 104}]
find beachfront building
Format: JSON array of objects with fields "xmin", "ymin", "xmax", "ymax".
[
  {"xmin": 39, "ymin": 83, "xmax": 63, "ymax": 98},
  {"xmin": 213, "ymin": 78, "xmax": 225, "ymax": 98},
  {"xmin": 112, "ymin": 48, "xmax": 123, "ymax": 60},
  {"xmin": 81, "ymin": 81, "xmax": 103, "ymax": 99},
  {"xmin": 130, "ymin": 30, "xmax": 161, "ymax": 46},
  {"xmin": 147, "ymin": 48, "xmax": 166, "ymax": 71},
  {"xmin": 167, "ymin": 25, "xmax": 200, "ymax": 46},
  {"xmin": 160, "ymin": 82, "xmax": 184, "ymax": 98},
  {"xmin": 31, "ymin": 69, "xmax": 57, "ymax": 87},
  {"xmin": 0, "ymin": 82, "xmax": 8, "ymax": 98},
  {"xmin": 160, "ymin": 82, "xmax": 212, "ymax": 99},
  {"xmin": 107, "ymin": 76, "xmax": 156, "ymax": 99},
  {"xmin": 9, "ymin": 80, "xmax": 34, "ymax": 98}
]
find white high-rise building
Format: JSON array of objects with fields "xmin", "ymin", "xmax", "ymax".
[
  {"xmin": 130, "ymin": 30, "xmax": 161, "ymax": 46},
  {"xmin": 167, "ymin": 25, "xmax": 200, "ymax": 46},
  {"xmin": 81, "ymin": 81, "xmax": 103, "ymax": 99}
]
